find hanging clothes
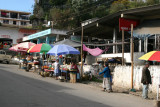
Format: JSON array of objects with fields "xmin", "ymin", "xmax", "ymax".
[
  {"xmin": 1, "ymin": 12, "xmax": 7, "ymax": 16},
  {"xmin": 83, "ymin": 44, "xmax": 109, "ymax": 56}
]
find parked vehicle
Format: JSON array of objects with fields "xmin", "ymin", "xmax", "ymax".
[{"xmin": 0, "ymin": 50, "xmax": 12, "ymax": 64}]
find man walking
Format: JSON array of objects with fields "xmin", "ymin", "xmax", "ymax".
[{"xmin": 141, "ymin": 62, "xmax": 151, "ymax": 99}]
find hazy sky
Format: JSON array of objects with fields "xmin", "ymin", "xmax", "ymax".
[{"xmin": 0, "ymin": 0, "xmax": 35, "ymax": 13}]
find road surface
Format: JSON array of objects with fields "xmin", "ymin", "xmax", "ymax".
[{"xmin": 0, "ymin": 64, "xmax": 154, "ymax": 107}]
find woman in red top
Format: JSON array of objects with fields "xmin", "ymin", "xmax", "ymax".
[
  {"xmin": 71, "ymin": 62, "xmax": 80, "ymax": 81},
  {"xmin": 71, "ymin": 62, "xmax": 79, "ymax": 73}
]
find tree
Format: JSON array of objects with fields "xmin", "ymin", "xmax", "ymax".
[
  {"xmin": 110, "ymin": 0, "xmax": 130, "ymax": 14},
  {"xmin": 33, "ymin": 0, "xmax": 114, "ymax": 29},
  {"xmin": 129, "ymin": 0, "xmax": 145, "ymax": 9}
]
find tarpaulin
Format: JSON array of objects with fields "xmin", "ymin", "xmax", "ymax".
[{"xmin": 83, "ymin": 44, "xmax": 108, "ymax": 56}]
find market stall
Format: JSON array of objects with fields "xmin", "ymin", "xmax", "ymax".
[{"xmin": 47, "ymin": 44, "xmax": 80, "ymax": 83}]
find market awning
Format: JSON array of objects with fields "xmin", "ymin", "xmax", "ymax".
[{"xmin": 53, "ymin": 39, "xmax": 81, "ymax": 47}]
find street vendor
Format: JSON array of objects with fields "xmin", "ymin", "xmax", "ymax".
[
  {"xmin": 71, "ymin": 62, "xmax": 80, "ymax": 80},
  {"xmin": 26, "ymin": 54, "xmax": 33, "ymax": 62},
  {"xmin": 54, "ymin": 59, "xmax": 61, "ymax": 80}
]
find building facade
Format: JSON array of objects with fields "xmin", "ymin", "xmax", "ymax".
[
  {"xmin": 0, "ymin": 9, "xmax": 31, "ymax": 27},
  {"xmin": 0, "ymin": 9, "xmax": 37, "ymax": 50},
  {"xmin": 22, "ymin": 28, "xmax": 68, "ymax": 44}
]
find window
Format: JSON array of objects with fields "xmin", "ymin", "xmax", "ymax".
[
  {"xmin": 21, "ymin": 21, "xmax": 26, "ymax": 25},
  {"xmin": 10, "ymin": 13, "xmax": 18, "ymax": 18},
  {"xmin": 3, "ymin": 20, "xmax": 9, "ymax": 24},
  {"xmin": 13, "ymin": 21, "xmax": 16, "ymax": 25},
  {"xmin": 23, "ymin": 34, "xmax": 30, "ymax": 36}
]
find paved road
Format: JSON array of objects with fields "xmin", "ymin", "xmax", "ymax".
[{"xmin": 0, "ymin": 64, "xmax": 154, "ymax": 107}]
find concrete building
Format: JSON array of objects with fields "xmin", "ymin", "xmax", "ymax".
[
  {"xmin": 0, "ymin": 9, "xmax": 31, "ymax": 27},
  {"xmin": 0, "ymin": 9, "xmax": 36, "ymax": 50},
  {"xmin": 67, "ymin": 4, "xmax": 160, "ymax": 65}
]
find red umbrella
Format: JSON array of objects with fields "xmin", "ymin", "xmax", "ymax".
[{"xmin": 9, "ymin": 42, "xmax": 35, "ymax": 52}]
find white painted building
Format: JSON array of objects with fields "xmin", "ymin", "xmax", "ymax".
[
  {"xmin": 0, "ymin": 9, "xmax": 37, "ymax": 50},
  {"xmin": 0, "ymin": 26, "xmax": 37, "ymax": 50}
]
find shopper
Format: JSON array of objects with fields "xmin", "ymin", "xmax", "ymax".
[
  {"xmin": 99, "ymin": 63, "xmax": 112, "ymax": 92},
  {"xmin": 141, "ymin": 62, "xmax": 151, "ymax": 99},
  {"xmin": 54, "ymin": 59, "xmax": 60, "ymax": 80}
]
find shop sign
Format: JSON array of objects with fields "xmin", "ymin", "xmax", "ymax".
[
  {"xmin": 0, "ymin": 35, "xmax": 10, "ymax": 38},
  {"xmin": 119, "ymin": 18, "xmax": 139, "ymax": 31},
  {"xmin": 19, "ymin": 29, "xmax": 37, "ymax": 34},
  {"xmin": 28, "ymin": 29, "xmax": 51, "ymax": 40}
]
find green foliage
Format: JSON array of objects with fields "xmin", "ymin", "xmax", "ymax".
[
  {"xmin": 29, "ymin": 15, "xmax": 37, "ymax": 20},
  {"xmin": 129, "ymin": 0, "xmax": 145, "ymax": 9},
  {"xmin": 109, "ymin": 0, "xmax": 160, "ymax": 14},
  {"xmin": 33, "ymin": 0, "xmax": 160, "ymax": 29},
  {"xmin": 33, "ymin": 4, "xmax": 44, "ymax": 19},
  {"xmin": 93, "ymin": 5, "xmax": 109, "ymax": 18},
  {"xmin": 146, "ymin": 0, "xmax": 156, "ymax": 5},
  {"xmin": 110, "ymin": 0, "xmax": 130, "ymax": 14},
  {"xmin": 33, "ymin": 0, "xmax": 113, "ymax": 29}
]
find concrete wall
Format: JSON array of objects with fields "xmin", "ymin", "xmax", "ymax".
[{"xmin": 113, "ymin": 66, "xmax": 160, "ymax": 93}]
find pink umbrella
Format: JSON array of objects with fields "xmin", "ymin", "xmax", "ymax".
[{"xmin": 9, "ymin": 42, "xmax": 36, "ymax": 52}]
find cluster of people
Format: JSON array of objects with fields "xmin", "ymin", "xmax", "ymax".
[
  {"xmin": 22, "ymin": 53, "xmax": 152, "ymax": 99},
  {"xmin": 97, "ymin": 61, "xmax": 152, "ymax": 99},
  {"xmin": 48, "ymin": 58, "xmax": 80, "ymax": 80}
]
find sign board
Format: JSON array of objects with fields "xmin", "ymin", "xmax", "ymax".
[
  {"xmin": 0, "ymin": 35, "xmax": 10, "ymax": 38},
  {"xmin": 119, "ymin": 18, "xmax": 139, "ymax": 31},
  {"xmin": 26, "ymin": 29, "xmax": 51, "ymax": 41}
]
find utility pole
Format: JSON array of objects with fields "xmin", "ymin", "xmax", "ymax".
[
  {"xmin": 122, "ymin": 29, "xmax": 124, "ymax": 65},
  {"xmin": 81, "ymin": 26, "xmax": 84, "ymax": 78},
  {"xmin": 131, "ymin": 24, "xmax": 134, "ymax": 89}
]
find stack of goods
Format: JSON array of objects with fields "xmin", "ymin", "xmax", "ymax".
[
  {"xmin": 42, "ymin": 65, "xmax": 49, "ymax": 70},
  {"xmin": 62, "ymin": 68, "xmax": 69, "ymax": 71},
  {"xmin": 70, "ymin": 73, "xmax": 76, "ymax": 83},
  {"xmin": 40, "ymin": 71, "xmax": 50, "ymax": 77}
]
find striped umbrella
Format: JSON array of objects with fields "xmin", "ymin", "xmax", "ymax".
[
  {"xmin": 139, "ymin": 51, "xmax": 160, "ymax": 61},
  {"xmin": 9, "ymin": 42, "xmax": 35, "ymax": 52},
  {"xmin": 28, "ymin": 43, "xmax": 53, "ymax": 53}
]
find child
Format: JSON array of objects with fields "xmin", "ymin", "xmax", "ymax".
[{"xmin": 99, "ymin": 63, "xmax": 112, "ymax": 92}]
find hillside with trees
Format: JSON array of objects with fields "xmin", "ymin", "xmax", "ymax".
[{"xmin": 31, "ymin": 0, "xmax": 160, "ymax": 30}]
